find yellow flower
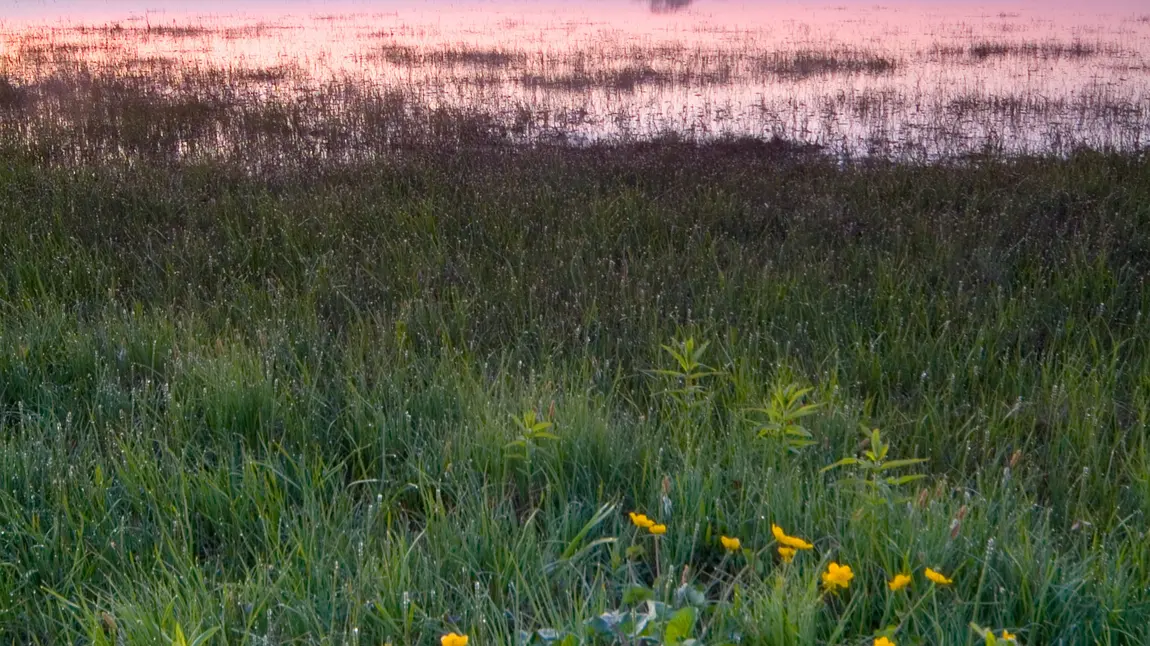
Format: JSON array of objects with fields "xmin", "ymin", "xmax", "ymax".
[
  {"xmin": 720, "ymin": 536, "xmax": 741, "ymax": 552},
  {"xmin": 888, "ymin": 573, "xmax": 912, "ymax": 592},
  {"xmin": 778, "ymin": 546, "xmax": 796, "ymax": 563},
  {"xmin": 771, "ymin": 524, "xmax": 814, "ymax": 550},
  {"xmin": 1002, "ymin": 630, "xmax": 1017, "ymax": 642},
  {"xmin": 924, "ymin": 568, "xmax": 953, "ymax": 585},
  {"xmin": 441, "ymin": 633, "xmax": 469, "ymax": 646},
  {"xmin": 821, "ymin": 562, "xmax": 854, "ymax": 591},
  {"xmin": 629, "ymin": 512, "xmax": 655, "ymax": 529},
  {"xmin": 649, "ymin": 524, "xmax": 667, "ymax": 535},
  {"xmin": 874, "ymin": 637, "xmax": 896, "ymax": 646}
]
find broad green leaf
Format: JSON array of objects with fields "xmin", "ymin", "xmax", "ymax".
[
  {"xmin": 878, "ymin": 458, "xmax": 928, "ymax": 470},
  {"xmin": 587, "ymin": 611, "xmax": 625, "ymax": 634},
  {"xmin": 674, "ymin": 583, "xmax": 708, "ymax": 607},
  {"xmin": 629, "ymin": 604, "xmax": 655, "ymax": 637},
  {"xmin": 791, "ymin": 402, "xmax": 822, "ymax": 417},
  {"xmin": 970, "ymin": 623, "xmax": 998, "ymax": 645},
  {"xmin": 820, "ymin": 457, "xmax": 859, "ymax": 472},
  {"xmin": 664, "ymin": 607, "xmax": 697, "ymax": 645},
  {"xmin": 623, "ymin": 585, "xmax": 655, "ymax": 605},
  {"xmin": 784, "ymin": 425, "xmax": 812, "ymax": 437},
  {"xmin": 684, "ymin": 585, "xmax": 707, "ymax": 607}
]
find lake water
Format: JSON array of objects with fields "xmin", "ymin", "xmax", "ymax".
[{"xmin": 2, "ymin": 0, "xmax": 1149, "ymax": 159}]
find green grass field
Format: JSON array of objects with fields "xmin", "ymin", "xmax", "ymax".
[{"xmin": 2, "ymin": 142, "xmax": 1149, "ymax": 644}]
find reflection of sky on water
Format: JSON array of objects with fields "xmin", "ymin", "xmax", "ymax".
[
  {"xmin": 4, "ymin": 0, "xmax": 1149, "ymax": 21},
  {"xmin": 2, "ymin": 0, "xmax": 1148, "ymax": 157}
]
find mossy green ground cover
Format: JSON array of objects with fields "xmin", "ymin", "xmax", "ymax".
[{"xmin": 1, "ymin": 145, "xmax": 1149, "ymax": 644}]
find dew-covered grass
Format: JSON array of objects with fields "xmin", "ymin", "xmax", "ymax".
[{"xmin": 1, "ymin": 141, "xmax": 1149, "ymax": 644}]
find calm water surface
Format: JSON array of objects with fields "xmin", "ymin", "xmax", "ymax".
[{"xmin": 3, "ymin": 0, "xmax": 1149, "ymax": 158}]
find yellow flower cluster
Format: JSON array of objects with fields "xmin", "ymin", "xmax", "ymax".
[
  {"xmin": 925, "ymin": 568, "xmax": 953, "ymax": 585},
  {"xmin": 687, "ymin": 523, "xmax": 812, "ymax": 563},
  {"xmin": 886, "ymin": 568, "xmax": 954, "ymax": 593},
  {"xmin": 629, "ymin": 511, "xmax": 666, "ymax": 535},
  {"xmin": 628, "ymin": 512, "xmax": 655, "ymax": 529},
  {"xmin": 821, "ymin": 562, "xmax": 854, "ymax": 591},
  {"xmin": 771, "ymin": 524, "xmax": 814, "ymax": 550},
  {"xmin": 888, "ymin": 573, "xmax": 912, "ymax": 592},
  {"xmin": 444, "ymin": 512, "xmax": 999, "ymax": 646},
  {"xmin": 620, "ymin": 513, "xmax": 976, "ymax": 644}
]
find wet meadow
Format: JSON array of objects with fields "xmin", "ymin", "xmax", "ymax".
[{"xmin": 2, "ymin": 1, "xmax": 1150, "ymax": 644}]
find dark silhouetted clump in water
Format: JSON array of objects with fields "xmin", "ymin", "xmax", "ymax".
[{"xmin": 648, "ymin": 0, "xmax": 693, "ymax": 13}]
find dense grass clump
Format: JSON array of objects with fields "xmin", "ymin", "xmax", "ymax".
[{"xmin": 1, "ymin": 142, "xmax": 1150, "ymax": 644}]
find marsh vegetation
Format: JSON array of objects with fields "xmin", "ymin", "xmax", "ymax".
[
  {"xmin": 1, "ymin": 2, "xmax": 1149, "ymax": 644},
  {"xmin": 2, "ymin": 1, "xmax": 1149, "ymax": 158}
]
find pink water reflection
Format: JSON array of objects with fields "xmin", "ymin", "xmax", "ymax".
[{"xmin": 2, "ymin": 0, "xmax": 1148, "ymax": 157}]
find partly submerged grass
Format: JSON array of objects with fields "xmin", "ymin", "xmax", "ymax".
[
  {"xmin": 758, "ymin": 49, "xmax": 897, "ymax": 79},
  {"xmin": 519, "ymin": 65, "xmax": 673, "ymax": 92},
  {"xmin": 1, "ymin": 143, "xmax": 1150, "ymax": 644},
  {"xmin": 2, "ymin": 29, "xmax": 1147, "ymax": 160},
  {"xmin": 933, "ymin": 40, "xmax": 1119, "ymax": 61}
]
